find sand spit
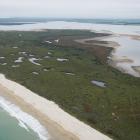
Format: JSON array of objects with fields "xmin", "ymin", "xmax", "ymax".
[
  {"xmin": 0, "ymin": 74, "xmax": 111, "ymax": 140},
  {"xmin": 110, "ymin": 56, "xmax": 134, "ymax": 63},
  {"xmin": 120, "ymin": 34, "xmax": 140, "ymax": 41},
  {"xmin": 75, "ymin": 35, "xmax": 119, "ymax": 49}
]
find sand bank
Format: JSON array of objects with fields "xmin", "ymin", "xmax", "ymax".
[
  {"xmin": 120, "ymin": 34, "xmax": 140, "ymax": 41},
  {"xmin": 0, "ymin": 74, "xmax": 112, "ymax": 140},
  {"xmin": 93, "ymin": 34, "xmax": 140, "ymax": 77},
  {"xmin": 75, "ymin": 35, "xmax": 119, "ymax": 49},
  {"xmin": 132, "ymin": 66, "xmax": 140, "ymax": 74}
]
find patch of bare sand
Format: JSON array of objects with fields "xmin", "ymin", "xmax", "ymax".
[{"xmin": 132, "ymin": 66, "xmax": 140, "ymax": 74}]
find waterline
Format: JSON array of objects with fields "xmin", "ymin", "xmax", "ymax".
[{"xmin": 0, "ymin": 96, "xmax": 50, "ymax": 140}]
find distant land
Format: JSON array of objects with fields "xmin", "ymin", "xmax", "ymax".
[{"xmin": 0, "ymin": 18, "xmax": 140, "ymax": 25}]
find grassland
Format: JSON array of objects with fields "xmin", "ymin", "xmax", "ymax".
[{"xmin": 0, "ymin": 30, "xmax": 139, "ymax": 140}]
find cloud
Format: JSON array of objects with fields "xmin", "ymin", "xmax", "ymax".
[{"xmin": 0, "ymin": 0, "xmax": 139, "ymax": 18}]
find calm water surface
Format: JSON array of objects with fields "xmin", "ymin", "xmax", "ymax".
[{"xmin": 104, "ymin": 36, "xmax": 140, "ymax": 77}]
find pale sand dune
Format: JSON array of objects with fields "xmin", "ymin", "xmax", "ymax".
[{"xmin": 0, "ymin": 74, "xmax": 112, "ymax": 140}]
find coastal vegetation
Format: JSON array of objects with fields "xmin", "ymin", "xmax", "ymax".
[{"xmin": 0, "ymin": 30, "xmax": 139, "ymax": 140}]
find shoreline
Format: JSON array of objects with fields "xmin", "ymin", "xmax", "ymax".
[
  {"xmin": 76, "ymin": 33, "xmax": 140, "ymax": 78},
  {"xmin": 95, "ymin": 34, "xmax": 140, "ymax": 77},
  {"xmin": 0, "ymin": 74, "xmax": 112, "ymax": 140},
  {"xmin": 107, "ymin": 35, "xmax": 140, "ymax": 77},
  {"xmin": 75, "ymin": 35, "xmax": 119, "ymax": 49}
]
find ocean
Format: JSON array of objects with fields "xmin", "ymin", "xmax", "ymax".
[
  {"xmin": 0, "ymin": 96, "xmax": 49, "ymax": 140},
  {"xmin": 0, "ymin": 107, "xmax": 39, "ymax": 140}
]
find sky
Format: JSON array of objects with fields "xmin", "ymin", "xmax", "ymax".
[{"xmin": 0, "ymin": 0, "xmax": 140, "ymax": 19}]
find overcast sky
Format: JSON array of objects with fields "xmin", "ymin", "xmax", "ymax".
[{"xmin": 0, "ymin": 0, "xmax": 140, "ymax": 18}]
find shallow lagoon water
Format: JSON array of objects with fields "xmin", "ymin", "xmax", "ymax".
[{"xmin": 104, "ymin": 36, "xmax": 140, "ymax": 77}]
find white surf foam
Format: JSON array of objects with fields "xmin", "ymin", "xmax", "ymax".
[{"xmin": 0, "ymin": 96, "xmax": 50, "ymax": 140}]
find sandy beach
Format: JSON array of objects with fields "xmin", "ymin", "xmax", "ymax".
[{"xmin": 0, "ymin": 74, "xmax": 112, "ymax": 140}]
